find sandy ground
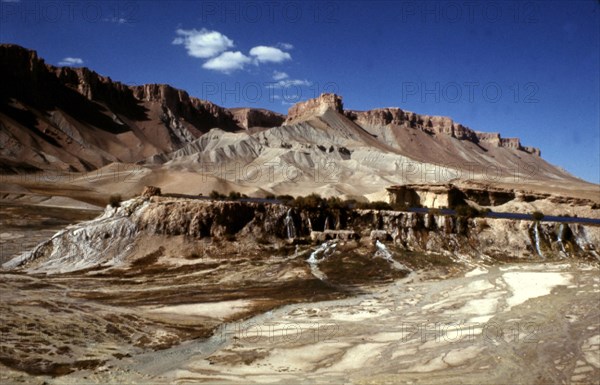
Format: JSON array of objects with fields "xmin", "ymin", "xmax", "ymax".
[
  {"xmin": 1, "ymin": 201, "xmax": 599, "ymax": 385},
  {"xmin": 23, "ymin": 261, "xmax": 596, "ymax": 385}
]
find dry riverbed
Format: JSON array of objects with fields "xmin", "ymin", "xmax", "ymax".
[{"xmin": 0, "ymin": 203, "xmax": 598, "ymax": 384}]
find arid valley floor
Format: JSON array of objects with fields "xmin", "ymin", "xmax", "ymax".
[{"xmin": 1, "ymin": 195, "xmax": 599, "ymax": 384}]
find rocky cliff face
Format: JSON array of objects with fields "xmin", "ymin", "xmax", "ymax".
[
  {"xmin": 345, "ymin": 107, "xmax": 540, "ymax": 156},
  {"xmin": 0, "ymin": 44, "xmax": 275, "ymax": 172},
  {"xmin": 285, "ymin": 93, "xmax": 343, "ymax": 124},
  {"xmin": 229, "ymin": 108, "xmax": 285, "ymax": 129},
  {"xmin": 5, "ymin": 197, "xmax": 598, "ymax": 274}
]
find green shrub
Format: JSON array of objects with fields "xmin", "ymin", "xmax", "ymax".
[
  {"xmin": 109, "ymin": 194, "xmax": 122, "ymax": 208},
  {"xmin": 209, "ymin": 190, "xmax": 226, "ymax": 200},
  {"xmin": 356, "ymin": 201, "xmax": 392, "ymax": 210},
  {"xmin": 531, "ymin": 211, "xmax": 544, "ymax": 221},
  {"xmin": 292, "ymin": 193, "xmax": 325, "ymax": 209},
  {"xmin": 455, "ymin": 205, "xmax": 480, "ymax": 218},
  {"xmin": 325, "ymin": 196, "xmax": 344, "ymax": 209},
  {"xmin": 276, "ymin": 194, "xmax": 294, "ymax": 202},
  {"xmin": 228, "ymin": 191, "xmax": 242, "ymax": 200}
]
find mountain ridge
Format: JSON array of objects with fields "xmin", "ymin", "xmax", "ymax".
[
  {"xmin": 1, "ymin": 43, "xmax": 598, "ymax": 211},
  {"xmin": 2, "ymin": 43, "xmax": 541, "ymax": 172}
]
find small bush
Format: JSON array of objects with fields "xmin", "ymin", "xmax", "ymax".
[
  {"xmin": 325, "ymin": 196, "xmax": 344, "ymax": 209},
  {"xmin": 209, "ymin": 190, "xmax": 226, "ymax": 200},
  {"xmin": 293, "ymin": 193, "xmax": 325, "ymax": 209},
  {"xmin": 356, "ymin": 201, "xmax": 392, "ymax": 210},
  {"xmin": 531, "ymin": 211, "xmax": 544, "ymax": 221},
  {"xmin": 277, "ymin": 194, "xmax": 294, "ymax": 202},
  {"xmin": 228, "ymin": 191, "xmax": 242, "ymax": 200},
  {"xmin": 109, "ymin": 194, "xmax": 122, "ymax": 208},
  {"xmin": 265, "ymin": 194, "xmax": 275, "ymax": 199},
  {"xmin": 455, "ymin": 205, "xmax": 480, "ymax": 218}
]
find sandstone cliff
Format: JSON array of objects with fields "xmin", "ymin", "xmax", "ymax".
[
  {"xmin": 344, "ymin": 106, "xmax": 540, "ymax": 156},
  {"xmin": 285, "ymin": 93, "xmax": 343, "ymax": 124},
  {"xmin": 229, "ymin": 107, "xmax": 285, "ymax": 129},
  {"xmin": 0, "ymin": 44, "xmax": 277, "ymax": 172}
]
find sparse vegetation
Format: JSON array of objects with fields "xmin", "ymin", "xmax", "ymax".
[
  {"xmin": 283, "ymin": 194, "xmax": 408, "ymax": 212},
  {"xmin": 109, "ymin": 194, "xmax": 122, "ymax": 208},
  {"xmin": 356, "ymin": 201, "xmax": 393, "ymax": 210},
  {"xmin": 228, "ymin": 191, "xmax": 242, "ymax": 200},
  {"xmin": 532, "ymin": 211, "xmax": 544, "ymax": 221},
  {"xmin": 291, "ymin": 193, "xmax": 325, "ymax": 209},
  {"xmin": 209, "ymin": 190, "xmax": 226, "ymax": 200},
  {"xmin": 276, "ymin": 194, "xmax": 294, "ymax": 202},
  {"xmin": 455, "ymin": 205, "xmax": 481, "ymax": 218},
  {"xmin": 209, "ymin": 190, "xmax": 248, "ymax": 201}
]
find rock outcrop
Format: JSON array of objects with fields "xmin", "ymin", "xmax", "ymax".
[
  {"xmin": 0, "ymin": 44, "xmax": 259, "ymax": 172},
  {"xmin": 345, "ymin": 107, "xmax": 540, "ymax": 155},
  {"xmin": 285, "ymin": 93, "xmax": 343, "ymax": 124},
  {"xmin": 4, "ymin": 197, "xmax": 599, "ymax": 274},
  {"xmin": 230, "ymin": 108, "xmax": 285, "ymax": 129}
]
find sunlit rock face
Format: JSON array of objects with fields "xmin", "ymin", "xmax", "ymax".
[
  {"xmin": 4, "ymin": 196, "xmax": 598, "ymax": 274},
  {"xmin": 285, "ymin": 93, "xmax": 344, "ymax": 124}
]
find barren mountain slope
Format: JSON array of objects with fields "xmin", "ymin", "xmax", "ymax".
[
  {"xmin": 0, "ymin": 44, "xmax": 280, "ymax": 173},
  {"xmin": 1, "ymin": 44, "xmax": 597, "ymax": 209},
  {"xmin": 147, "ymin": 94, "xmax": 597, "ymax": 204}
]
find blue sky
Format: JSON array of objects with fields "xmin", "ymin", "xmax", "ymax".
[{"xmin": 1, "ymin": 0, "xmax": 599, "ymax": 183}]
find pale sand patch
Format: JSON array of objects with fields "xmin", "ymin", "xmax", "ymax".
[
  {"xmin": 464, "ymin": 279, "xmax": 495, "ymax": 292},
  {"xmin": 145, "ymin": 299, "xmax": 253, "ymax": 320},
  {"xmin": 330, "ymin": 308, "xmax": 391, "ymax": 322},
  {"xmin": 443, "ymin": 345, "xmax": 485, "ymax": 366},
  {"xmin": 254, "ymin": 343, "xmax": 351, "ymax": 373},
  {"xmin": 320, "ymin": 343, "xmax": 386, "ymax": 373},
  {"xmin": 391, "ymin": 347, "xmax": 418, "ymax": 360},
  {"xmin": 465, "ymin": 266, "xmax": 487, "ymax": 277},
  {"xmin": 33, "ymin": 196, "xmax": 103, "ymax": 210},
  {"xmin": 447, "ymin": 292, "xmax": 503, "ymax": 323},
  {"xmin": 503, "ymin": 272, "xmax": 572, "ymax": 310},
  {"xmin": 583, "ymin": 335, "xmax": 600, "ymax": 368},
  {"xmin": 405, "ymin": 353, "xmax": 447, "ymax": 372},
  {"xmin": 368, "ymin": 331, "xmax": 411, "ymax": 343}
]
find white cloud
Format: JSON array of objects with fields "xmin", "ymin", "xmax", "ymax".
[
  {"xmin": 266, "ymin": 79, "xmax": 312, "ymax": 88},
  {"xmin": 58, "ymin": 57, "xmax": 84, "ymax": 66},
  {"xmin": 172, "ymin": 28, "xmax": 297, "ymax": 76},
  {"xmin": 249, "ymin": 46, "xmax": 291, "ymax": 63},
  {"xmin": 1, "ymin": 0, "xmax": 21, "ymax": 3},
  {"xmin": 272, "ymin": 71, "xmax": 289, "ymax": 81},
  {"xmin": 202, "ymin": 51, "xmax": 251, "ymax": 73},
  {"xmin": 278, "ymin": 42, "xmax": 294, "ymax": 50},
  {"xmin": 173, "ymin": 28, "xmax": 234, "ymax": 59}
]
